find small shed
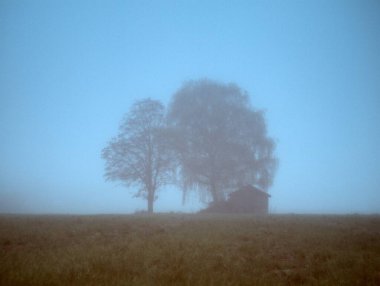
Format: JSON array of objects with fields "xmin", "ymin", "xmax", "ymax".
[
  {"xmin": 228, "ymin": 185, "xmax": 270, "ymax": 215},
  {"xmin": 200, "ymin": 185, "xmax": 271, "ymax": 214}
]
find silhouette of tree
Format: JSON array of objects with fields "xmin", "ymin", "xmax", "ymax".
[
  {"xmin": 102, "ymin": 99, "xmax": 174, "ymax": 213},
  {"xmin": 168, "ymin": 79, "xmax": 277, "ymax": 203}
]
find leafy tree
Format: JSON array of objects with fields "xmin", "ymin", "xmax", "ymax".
[
  {"xmin": 168, "ymin": 79, "xmax": 277, "ymax": 203},
  {"xmin": 102, "ymin": 99, "xmax": 174, "ymax": 213}
]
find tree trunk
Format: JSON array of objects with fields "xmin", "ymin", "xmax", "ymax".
[
  {"xmin": 210, "ymin": 181, "xmax": 220, "ymax": 203},
  {"xmin": 147, "ymin": 188, "xmax": 154, "ymax": 213},
  {"xmin": 147, "ymin": 197, "xmax": 154, "ymax": 213}
]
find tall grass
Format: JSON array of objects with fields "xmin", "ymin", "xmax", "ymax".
[{"xmin": 1, "ymin": 214, "xmax": 379, "ymax": 285}]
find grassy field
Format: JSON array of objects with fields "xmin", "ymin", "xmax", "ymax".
[{"xmin": 1, "ymin": 214, "xmax": 379, "ymax": 285}]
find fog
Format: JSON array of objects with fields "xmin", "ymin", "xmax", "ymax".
[{"xmin": 1, "ymin": 0, "xmax": 379, "ymax": 214}]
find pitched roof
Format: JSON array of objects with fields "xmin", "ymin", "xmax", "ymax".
[{"xmin": 230, "ymin": 185, "xmax": 271, "ymax": 198}]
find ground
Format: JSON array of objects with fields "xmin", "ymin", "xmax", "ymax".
[{"xmin": 1, "ymin": 214, "xmax": 379, "ymax": 285}]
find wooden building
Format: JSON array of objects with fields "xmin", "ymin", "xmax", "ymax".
[
  {"xmin": 201, "ymin": 185, "xmax": 270, "ymax": 215},
  {"xmin": 228, "ymin": 185, "xmax": 270, "ymax": 215}
]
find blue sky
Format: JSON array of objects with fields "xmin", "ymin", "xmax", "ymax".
[{"xmin": 1, "ymin": 0, "xmax": 379, "ymax": 214}]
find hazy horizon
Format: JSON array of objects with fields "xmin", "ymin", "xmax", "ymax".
[{"xmin": 1, "ymin": 0, "xmax": 379, "ymax": 214}]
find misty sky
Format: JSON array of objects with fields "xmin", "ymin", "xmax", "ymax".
[{"xmin": 1, "ymin": 0, "xmax": 379, "ymax": 214}]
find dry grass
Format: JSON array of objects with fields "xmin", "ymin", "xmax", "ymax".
[{"xmin": 1, "ymin": 214, "xmax": 379, "ymax": 285}]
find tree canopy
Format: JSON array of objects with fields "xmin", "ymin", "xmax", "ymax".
[
  {"xmin": 168, "ymin": 79, "xmax": 277, "ymax": 203},
  {"xmin": 102, "ymin": 99, "xmax": 174, "ymax": 213}
]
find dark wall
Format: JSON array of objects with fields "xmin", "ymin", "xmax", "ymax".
[
  {"xmin": 229, "ymin": 191, "xmax": 268, "ymax": 214},
  {"xmin": 201, "ymin": 188, "xmax": 269, "ymax": 214}
]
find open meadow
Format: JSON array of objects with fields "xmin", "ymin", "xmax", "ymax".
[{"xmin": 1, "ymin": 214, "xmax": 379, "ymax": 285}]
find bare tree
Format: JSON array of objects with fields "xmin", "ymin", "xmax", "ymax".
[
  {"xmin": 102, "ymin": 99, "xmax": 174, "ymax": 213},
  {"xmin": 168, "ymin": 79, "xmax": 277, "ymax": 203}
]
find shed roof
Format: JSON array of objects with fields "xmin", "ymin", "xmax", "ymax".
[{"xmin": 230, "ymin": 185, "xmax": 271, "ymax": 198}]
